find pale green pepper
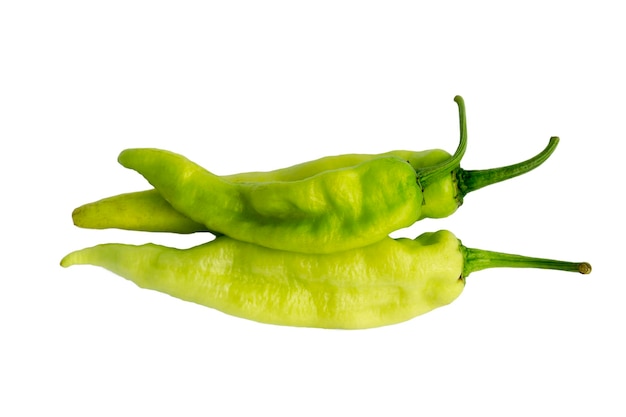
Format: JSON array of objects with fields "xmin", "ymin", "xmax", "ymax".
[{"xmin": 60, "ymin": 230, "xmax": 591, "ymax": 330}]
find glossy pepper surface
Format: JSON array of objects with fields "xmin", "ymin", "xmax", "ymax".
[
  {"xmin": 118, "ymin": 152, "xmax": 423, "ymax": 254},
  {"xmin": 71, "ymin": 147, "xmax": 452, "ymax": 235},
  {"xmin": 77, "ymin": 97, "xmax": 560, "ymax": 253},
  {"xmin": 60, "ymin": 230, "xmax": 591, "ymax": 330}
]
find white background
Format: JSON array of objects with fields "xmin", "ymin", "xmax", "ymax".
[{"xmin": 2, "ymin": 1, "xmax": 624, "ymax": 416}]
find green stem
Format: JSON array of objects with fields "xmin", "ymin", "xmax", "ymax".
[
  {"xmin": 461, "ymin": 246, "xmax": 592, "ymax": 278},
  {"xmin": 419, "ymin": 95, "xmax": 467, "ymax": 188},
  {"xmin": 456, "ymin": 136, "xmax": 560, "ymax": 198}
]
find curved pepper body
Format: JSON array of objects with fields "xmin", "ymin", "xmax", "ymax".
[
  {"xmin": 72, "ymin": 189, "xmax": 208, "ymax": 234},
  {"xmin": 71, "ymin": 96, "xmax": 560, "ymax": 238},
  {"xmin": 61, "ymin": 231, "xmax": 465, "ymax": 329},
  {"xmin": 72, "ymin": 149, "xmax": 452, "ymax": 234},
  {"xmin": 117, "ymin": 150, "xmax": 423, "ymax": 253}
]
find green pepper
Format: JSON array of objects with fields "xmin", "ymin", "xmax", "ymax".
[
  {"xmin": 118, "ymin": 152, "xmax": 425, "ymax": 254},
  {"xmin": 60, "ymin": 230, "xmax": 591, "ymax": 330},
  {"xmin": 71, "ymin": 147, "xmax": 452, "ymax": 235},
  {"xmin": 73, "ymin": 97, "xmax": 560, "ymax": 254}
]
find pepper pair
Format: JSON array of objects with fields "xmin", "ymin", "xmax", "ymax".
[{"xmin": 61, "ymin": 96, "xmax": 590, "ymax": 329}]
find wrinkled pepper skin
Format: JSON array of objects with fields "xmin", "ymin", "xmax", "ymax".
[
  {"xmin": 71, "ymin": 96, "xmax": 560, "ymax": 238},
  {"xmin": 224, "ymin": 150, "xmax": 457, "ymax": 221},
  {"xmin": 60, "ymin": 230, "xmax": 591, "ymax": 330},
  {"xmin": 117, "ymin": 153, "xmax": 423, "ymax": 253},
  {"xmin": 72, "ymin": 149, "xmax": 453, "ymax": 235},
  {"xmin": 61, "ymin": 231, "xmax": 466, "ymax": 329},
  {"xmin": 111, "ymin": 97, "xmax": 469, "ymax": 254},
  {"xmin": 228, "ymin": 148, "xmax": 459, "ymax": 220}
]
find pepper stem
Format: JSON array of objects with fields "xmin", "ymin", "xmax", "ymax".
[
  {"xmin": 461, "ymin": 246, "xmax": 592, "ymax": 278},
  {"xmin": 456, "ymin": 136, "xmax": 560, "ymax": 198},
  {"xmin": 419, "ymin": 95, "xmax": 467, "ymax": 188}
]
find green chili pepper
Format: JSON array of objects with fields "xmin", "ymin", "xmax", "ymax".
[
  {"xmin": 72, "ymin": 96, "xmax": 558, "ymax": 237},
  {"xmin": 70, "ymin": 147, "xmax": 451, "ymax": 235},
  {"xmin": 118, "ymin": 153, "xmax": 427, "ymax": 254},
  {"xmin": 60, "ymin": 230, "xmax": 591, "ymax": 330},
  {"xmin": 74, "ymin": 96, "xmax": 558, "ymax": 253},
  {"xmin": 71, "ymin": 189, "xmax": 210, "ymax": 235}
]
